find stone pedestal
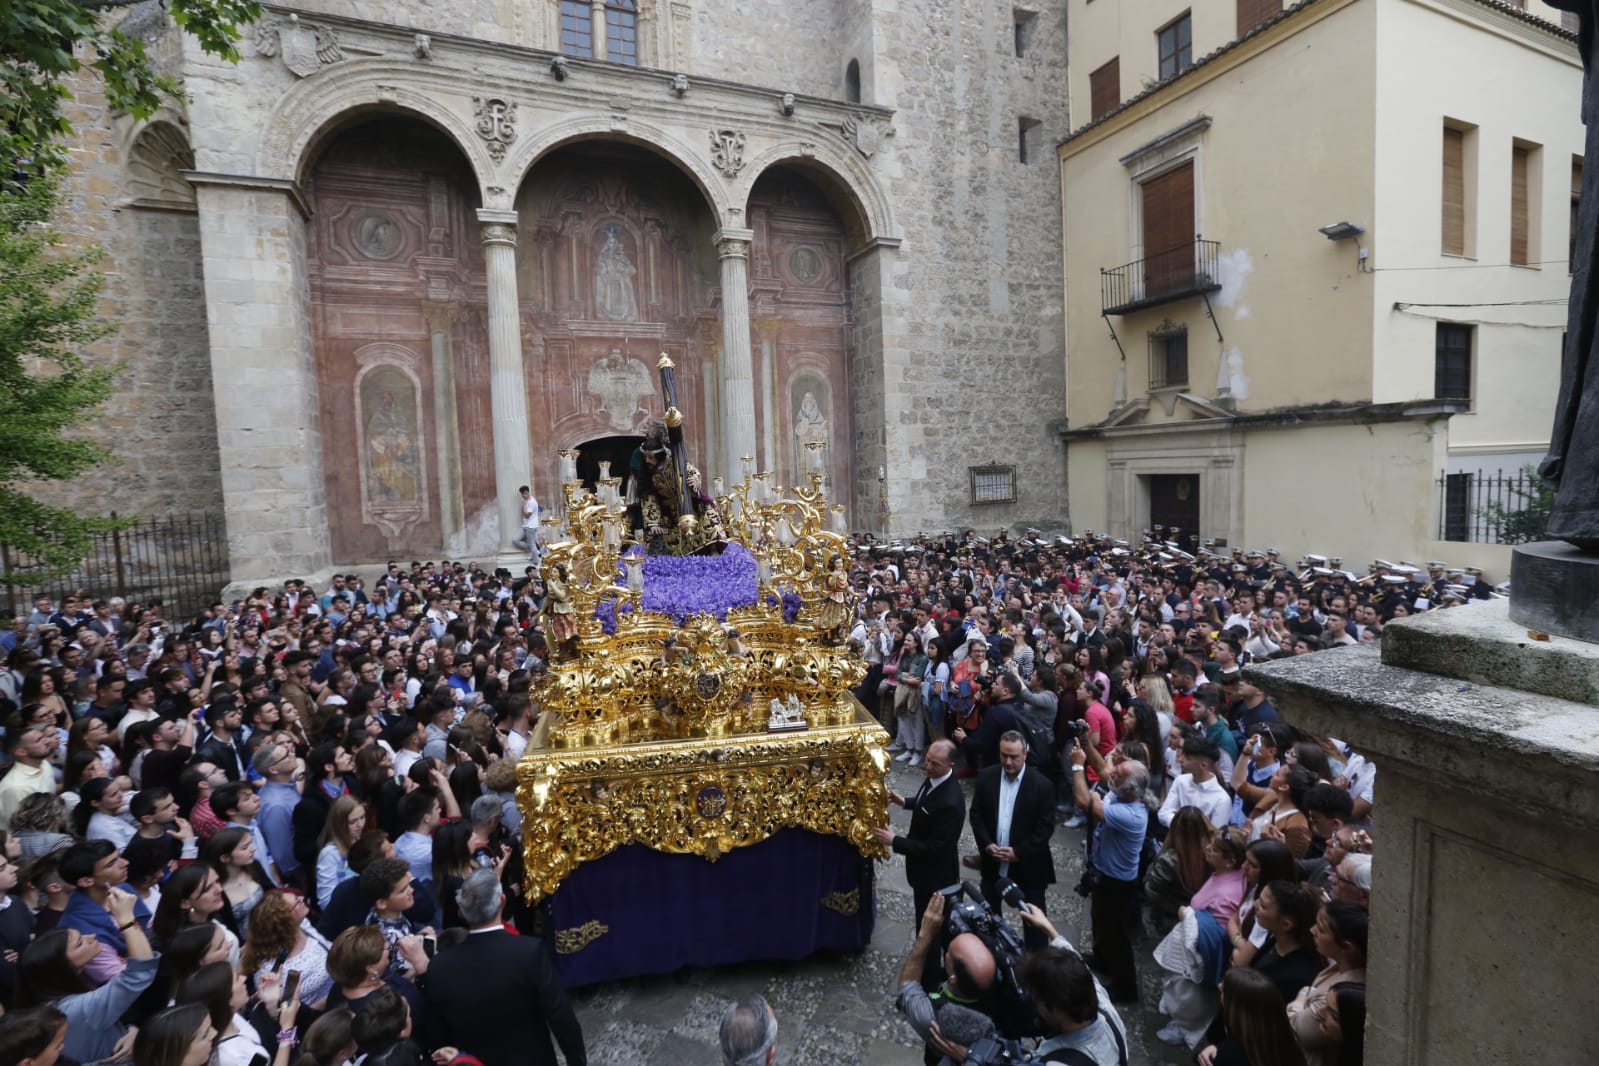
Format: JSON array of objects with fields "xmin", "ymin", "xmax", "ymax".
[
  {"xmin": 1247, "ymin": 598, "xmax": 1599, "ymax": 1066},
  {"xmin": 1509, "ymin": 540, "xmax": 1599, "ymax": 643}
]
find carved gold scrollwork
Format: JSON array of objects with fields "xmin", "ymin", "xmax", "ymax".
[
  {"xmin": 554, "ymin": 920, "xmax": 610, "ymax": 954},
  {"xmin": 820, "ymin": 889, "xmax": 860, "ymax": 917}
]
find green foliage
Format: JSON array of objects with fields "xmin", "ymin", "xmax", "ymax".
[
  {"xmin": 1, "ymin": 0, "xmax": 261, "ymax": 170},
  {"xmin": 0, "ymin": 172, "xmax": 127, "ymax": 583},
  {"xmin": 1480, "ymin": 464, "xmax": 1554, "ymax": 545}
]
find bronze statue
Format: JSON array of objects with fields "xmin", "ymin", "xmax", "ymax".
[{"xmin": 1545, "ymin": 2, "xmax": 1599, "ymax": 550}]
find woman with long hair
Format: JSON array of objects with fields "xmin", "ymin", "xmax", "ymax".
[
  {"xmin": 133, "ymin": 1003, "xmax": 218, "ymax": 1066},
  {"xmin": 17, "ymin": 894, "xmax": 158, "ymax": 1065},
  {"xmin": 1143, "ymin": 805, "xmax": 1213, "ymax": 935},
  {"xmin": 176, "ymin": 960, "xmax": 300, "ymax": 1066},
  {"xmin": 72, "ymin": 777, "xmax": 134, "ymax": 848},
  {"xmin": 1247, "ymin": 879, "xmax": 1325, "ymax": 1004},
  {"xmin": 1237, "ymin": 763, "xmax": 1317, "ymax": 859},
  {"xmin": 240, "ymin": 890, "xmax": 334, "ymax": 1008},
  {"xmin": 1208, "ymin": 967, "xmax": 1308, "ymax": 1066},
  {"xmin": 67, "ymin": 717, "xmax": 118, "ymax": 776},
  {"xmin": 891, "ymin": 632, "xmax": 930, "ymax": 765},
  {"xmin": 1288, "ymin": 901, "xmax": 1369, "ymax": 1066},
  {"xmin": 200, "ymin": 828, "xmax": 274, "ymax": 939},
  {"xmin": 20, "ymin": 671, "xmax": 70, "ymax": 729},
  {"xmin": 1227, "ymin": 837, "xmax": 1299, "ymax": 967},
  {"xmin": 315, "ymin": 795, "xmax": 367, "ymax": 911},
  {"xmin": 151, "ymin": 861, "xmax": 242, "ymax": 958},
  {"xmin": 430, "ymin": 819, "xmax": 477, "ymax": 930},
  {"xmin": 1321, "ymin": 983, "xmax": 1366, "ymax": 1066}
]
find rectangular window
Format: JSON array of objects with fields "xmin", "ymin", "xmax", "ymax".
[
  {"xmin": 1149, "ymin": 324, "xmax": 1189, "ymax": 389},
  {"xmin": 1018, "ymin": 116, "xmax": 1041, "ymax": 164},
  {"xmin": 1441, "ymin": 121, "xmax": 1477, "ymax": 257},
  {"xmin": 1435, "ymin": 323, "xmax": 1473, "ymax": 402},
  {"xmin": 606, "ymin": 1, "xmax": 639, "ymax": 65},
  {"xmin": 1511, "ymin": 144, "xmax": 1531, "ymax": 265},
  {"xmin": 1573, "ymin": 156, "xmax": 1584, "ymax": 273},
  {"xmin": 1157, "ymin": 12, "xmax": 1193, "ymax": 80},
  {"xmin": 560, "ymin": 0, "xmax": 593, "ymax": 58},
  {"xmin": 1089, "ymin": 57, "xmax": 1120, "ymax": 122},
  {"xmin": 1237, "ymin": 0, "xmax": 1283, "ymax": 37},
  {"xmin": 1013, "ymin": 9, "xmax": 1038, "ymax": 57},
  {"xmin": 1443, "ymin": 473, "xmax": 1472, "ymax": 543},
  {"xmin": 970, "ymin": 466, "xmax": 1017, "ymax": 505}
]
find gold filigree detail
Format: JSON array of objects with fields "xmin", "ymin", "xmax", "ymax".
[
  {"xmin": 820, "ymin": 889, "xmax": 860, "ymax": 917},
  {"xmin": 554, "ymin": 920, "xmax": 610, "ymax": 955}
]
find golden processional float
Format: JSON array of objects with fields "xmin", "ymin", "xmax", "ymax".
[{"xmin": 515, "ymin": 356, "xmax": 891, "ymax": 981}]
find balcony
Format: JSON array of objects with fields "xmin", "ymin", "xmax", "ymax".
[{"xmin": 1101, "ymin": 238, "xmax": 1222, "ymax": 316}]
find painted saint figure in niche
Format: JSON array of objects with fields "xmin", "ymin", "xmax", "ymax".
[
  {"xmin": 792, "ymin": 388, "xmax": 829, "ymax": 485},
  {"xmin": 594, "ymin": 224, "xmax": 639, "ymax": 321},
  {"xmin": 365, "ymin": 388, "xmax": 419, "ymax": 503}
]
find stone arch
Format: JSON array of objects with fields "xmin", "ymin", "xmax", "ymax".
[
  {"xmin": 124, "ymin": 120, "xmax": 197, "ymax": 210},
  {"xmin": 502, "ymin": 116, "xmax": 731, "ymax": 223},
  {"xmin": 255, "ymin": 62, "xmax": 497, "ymax": 196},
  {"xmin": 735, "ymin": 140, "xmax": 897, "ymax": 251}
]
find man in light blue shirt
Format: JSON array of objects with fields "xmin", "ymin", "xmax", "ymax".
[
  {"xmin": 393, "ymin": 788, "xmax": 443, "ymax": 885},
  {"xmin": 1068, "ymin": 739, "xmax": 1149, "ymax": 1005},
  {"xmin": 253, "ymin": 744, "xmax": 303, "ymax": 888}
]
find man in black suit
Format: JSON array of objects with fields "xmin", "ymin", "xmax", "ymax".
[
  {"xmin": 423, "ymin": 868, "xmax": 586, "ymax": 1066},
  {"xmin": 969, "ymin": 731, "xmax": 1056, "ymax": 949},
  {"xmin": 872, "ymin": 738, "xmax": 964, "ymax": 928}
]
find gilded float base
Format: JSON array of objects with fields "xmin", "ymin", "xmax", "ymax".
[{"xmin": 516, "ymin": 697, "xmax": 892, "ymax": 901}]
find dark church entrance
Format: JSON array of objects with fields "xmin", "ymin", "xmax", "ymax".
[
  {"xmin": 1148, "ymin": 474, "xmax": 1200, "ymax": 552},
  {"xmin": 576, "ymin": 435, "xmax": 644, "ymax": 493}
]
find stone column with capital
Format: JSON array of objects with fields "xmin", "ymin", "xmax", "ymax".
[
  {"xmin": 477, "ymin": 209, "xmax": 533, "ymax": 556},
  {"xmin": 716, "ymin": 229, "xmax": 757, "ymax": 484}
]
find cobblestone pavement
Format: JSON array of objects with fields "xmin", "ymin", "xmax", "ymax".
[{"xmin": 568, "ymin": 757, "xmax": 1194, "ymax": 1065}]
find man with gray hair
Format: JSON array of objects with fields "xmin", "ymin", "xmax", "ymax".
[
  {"xmin": 1068, "ymin": 737, "xmax": 1149, "ymax": 1005},
  {"xmin": 718, "ymin": 996, "xmax": 777, "ymax": 1066},
  {"xmin": 423, "ymin": 868, "xmax": 586, "ymax": 1066}
]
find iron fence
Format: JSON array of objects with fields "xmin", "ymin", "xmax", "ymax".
[
  {"xmin": 1, "ymin": 511, "xmax": 230, "ymax": 622},
  {"xmin": 1436, "ymin": 467, "xmax": 1552, "ymax": 544}
]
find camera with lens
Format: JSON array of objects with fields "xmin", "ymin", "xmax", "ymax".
[
  {"xmin": 963, "ymin": 1035, "xmax": 1046, "ymax": 1066},
  {"xmin": 937, "ymin": 880, "xmax": 1047, "ymax": 1038},
  {"xmin": 1058, "ymin": 718, "xmax": 1091, "ymax": 742}
]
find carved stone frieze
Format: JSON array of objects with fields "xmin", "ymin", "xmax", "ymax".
[
  {"xmin": 839, "ymin": 114, "xmax": 892, "ymax": 158},
  {"xmin": 473, "ymin": 97, "xmax": 518, "ymax": 162}
]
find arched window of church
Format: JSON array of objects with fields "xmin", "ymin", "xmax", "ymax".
[
  {"xmin": 560, "ymin": 0, "xmax": 593, "ymax": 57},
  {"xmin": 845, "ymin": 59, "xmax": 861, "ymax": 103},
  {"xmin": 605, "ymin": 0, "xmax": 638, "ymax": 65}
]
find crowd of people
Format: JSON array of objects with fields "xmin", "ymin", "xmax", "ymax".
[
  {"xmin": 0, "ymin": 568, "xmax": 584, "ymax": 1066},
  {"xmin": 856, "ymin": 530, "xmax": 1386, "ymax": 1065},
  {"xmin": 0, "ymin": 524, "xmax": 1415, "ymax": 1066}
]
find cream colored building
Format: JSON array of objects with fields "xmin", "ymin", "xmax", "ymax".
[{"xmin": 1058, "ymin": 0, "xmax": 1581, "ymax": 576}]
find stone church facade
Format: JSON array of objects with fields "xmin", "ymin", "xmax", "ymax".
[{"xmin": 57, "ymin": 0, "xmax": 1069, "ymax": 586}]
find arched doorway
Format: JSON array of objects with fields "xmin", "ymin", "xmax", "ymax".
[
  {"xmin": 576, "ymin": 434, "xmax": 644, "ymax": 491},
  {"xmin": 304, "ymin": 117, "xmax": 490, "ymax": 561},
  {"xmin": 515, "ymin": 142, "xmax": 719, "ymax": 493}
]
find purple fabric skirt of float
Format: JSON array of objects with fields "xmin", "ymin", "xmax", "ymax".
[{"xmin": 546, "ymin": 828, "xmax": 875, "ymax": 986}]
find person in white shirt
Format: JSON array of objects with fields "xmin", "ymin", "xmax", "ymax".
[
  {"xmin": 510, "ymin": 485, "xmax": 540, "ymax": 560},
  {"xmin": 1158, "ymin": 736, "xmax": 1233, "ymax": 830}
]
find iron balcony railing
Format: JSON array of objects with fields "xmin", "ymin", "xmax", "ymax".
[
  {"xmin": 1436, "ymin": 467, "xmax": 1551, "ymax": 544},
  {"xmin": 1101, "ymin": 237, "xmax": 1223, "ymax": 315}
]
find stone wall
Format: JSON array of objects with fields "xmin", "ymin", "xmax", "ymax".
[{"xmin": 46, "ymin": 25, "xmax": 225, "ymax": 530}]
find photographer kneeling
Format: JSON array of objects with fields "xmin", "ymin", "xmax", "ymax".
[{"xmin": 895, "ymin": 894, "xmax": 1000, "ymax": 1065}]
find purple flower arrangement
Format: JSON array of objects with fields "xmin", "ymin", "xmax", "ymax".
[
  {"xmin": 765, "ymin": 588, "xmax": 804, "ymax": 623},
  {"xmin": 594, "ymin": 543, "xmax": 762, "ymax": 627},
  {"xmin": 642, "ymin": 542, "xmax": 759, "ymax": 623}
]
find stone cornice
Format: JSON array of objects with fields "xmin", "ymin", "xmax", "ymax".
[{"xmin": 181, "ymin": 170, "xmax": 312, "ymax": 219}]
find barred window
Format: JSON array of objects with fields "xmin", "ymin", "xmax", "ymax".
[
  {"xmin": 970, "ymin": 465, "xmax": 1017, "ymax": 505},
  {"xmin": 560, "ymin": 0, "xmax": 593, "ymax": 58},
  {"xmin": 606, "ymin": 0, "xmax": 638, "ymax": 65}
]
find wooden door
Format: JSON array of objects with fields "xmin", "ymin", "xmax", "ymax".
[{"xmin": 1148, "ymin": 474, "xmax": 1201, "ymax": 551}]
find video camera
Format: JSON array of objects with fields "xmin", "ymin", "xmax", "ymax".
[
  {"xmin": 963, "ymin": 1035, "xmax": 1048, "ymax": 1066},
  {"xmin": 1057, "ymin": 718, "xmax": 1091, "ymax": 742},
  {"xmin": 937, "ymin": 880, "xmax": 1047, "ymax": 1038}
]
